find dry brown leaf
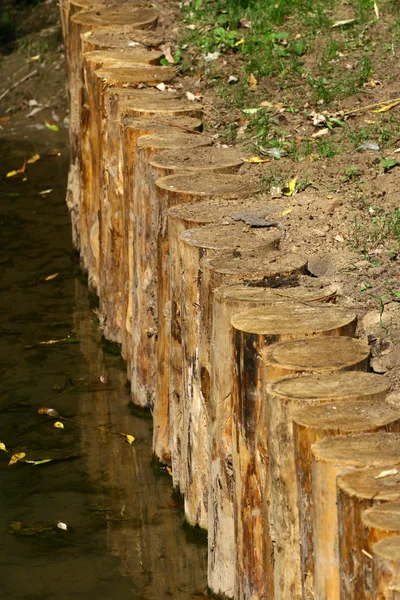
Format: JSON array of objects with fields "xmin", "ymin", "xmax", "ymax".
[
  {"xmin": 249, "ymin": 73, "xmax": 257, "ymax": 89},
  {"xmin": 8, "ymin": 452, "xmax": 26, "ymax": 466}
]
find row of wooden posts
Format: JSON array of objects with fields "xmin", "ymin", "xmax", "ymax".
[{"xmin": 60, "ymin": 1, "xmax": 400, "ymax": 598}]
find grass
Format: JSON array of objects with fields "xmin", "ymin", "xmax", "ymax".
[{"xmin": 348, "ymin": 208, "xmax": 400, "ymax": 254}]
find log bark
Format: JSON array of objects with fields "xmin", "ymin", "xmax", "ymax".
[
  {"xmin": 372, "ymin": 537, "xmax": 400, "ymax": 599},
  {"xmin": 119, "ymin": 97, "xmax": 204, "ymax": 365},
  {"xmin": 337, "ymin": 465, "xmax": 400, "ymax": 599},
  {"xmin": 231, "ymin": 305, "xmax": 358, "ymax": 600},
  {"xmin": 168, "ymin": 198, "xmax": 287, "ymax": 493},
  {"xmin": 294, "ymin": 394, "xmax": 398, "ymax": 600},
  {"xmin": 179, "ymin": 223, "xmax": 283, "ymax": 530},
  {"xmin": 81, "ymin": 65, "xmax": 175, "ymax": 292},
  {"xmin": 313, "ymin": 432, "xmax": 400, "ymax": 600},
  {"xmin": 207, "ymin": 283, "xmax": 337, "ymax": 599},
  {"xmin": 65, "ymin": 5, "xmax": 159, "ymax": 250},
  {"xmin": 149, "ymin": 153, "xmax": 251, "ymax": 465}
]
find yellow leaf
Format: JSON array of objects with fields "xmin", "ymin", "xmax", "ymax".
[
  {"xmin": 249, "ymin": 73, "xmax": 257, "ymax": 89},
  {"xmin": 45, "ymin": 122, "xmax": 59, "ymax": 132},
  {"xmin": 45, "ymin": 273, "xmax": 59, "ymax": 281},
  {"xmin": 372, "ymin": 100, "xmax": 400, "ymax": 113},
  {"xmin": 125, "ymin": 434, "xmax": 135, "ymax": 445},
  {"xmin": 282, "ymin": 208, "xmax": 293, "ymax": 216},
  {"xmin": 373, "ymin": 1, "xmax": 379, "ymax": 18},
  {"xmin": 282, "ymin": 177, "xmax": 297, "ymax": 196},
  {"xmin": 234, "ymin": 39, "xmax": 245, "ymax": 47},
  {"xmin": 0, "ymin": 442, "xmax": 7, "ymax": 452},
  {"xmin": 30, "ymin": 54, "xmax": 41, "ymax": 61},
  {"xmin": 54, "ymin": 421, "xmax": 64, "ymax": 429},
  {"xmin": 166, "ymin": 466, "xmax": 173, "ymax": 476},
  {"xmin": 6, "ymin": 161, "xmax": 26, "ymax": 178},
  {"xmin": 27, "ymin": 153, "xmax": 40, "ymax": 164},
  {"xmin": 241, "ymin": 156, "xmax": 269, "ymax": 163},
  {"xmin": 6, "ymin": 170, "xmax": 18, "ymax": 178},
  {"xmin": 8, "ymin": 452, "xmax": 26, "ymax": 466}
]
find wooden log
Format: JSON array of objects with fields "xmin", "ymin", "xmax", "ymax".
[
  {"xmin": 98, "ymin": 115, "xmax": 202, "ymax": 344},
  {"xmin": 82, "ymin": 66, "xmax": 175, "ymax": 292},
  {"xmin": 231, "ymin": 306, "xmax": 358, "ymax": 600},
  {"xmin": 294, "ymin": 394, "xmax": 398, "ymax": 600},
  {"xmin": 338, "ymin": 464, "xmax": 400, "ymax": 599},
  {"xmin": 168, "ymin": 198, "xmax": 285, "ymax": 492},
  {"xmin": 364, "ymin": 502, "xmax": 400, "ymax": 545},
  {"xmin": 119, "ymin": 96, "xmax": 204, "ymax": 364},
  {"xmin": 180, "ymin": 223, "xmax": 287, "ymax": 530},
  {"xmin": 65, "ymin": 5, "xmax": 159, "ymax": 250},
  {"xmin": 313, "ymin": 432, "xmax": 400, "ymax": 600},
  {"xmin": 372, "ymin": 537, "xmax": 400, "ymax": 599},
  {"xmin": 81, "ymin": 28, "xmax": 164, "ymax": 54},
  {"xmin": 207, "ymin": 283, "xmax": 338, "ymax": 598},
  {"xmin": 151, "ymin": 154, "xmax": 252, "ymax": 465}
]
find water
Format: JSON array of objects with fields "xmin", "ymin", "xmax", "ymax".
[{"xmin": 0, "ymin": 134, "xmax": 207, "ymax": 599}]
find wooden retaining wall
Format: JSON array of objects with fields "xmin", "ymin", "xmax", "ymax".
[{"xmin": 60, "ymin": 2, "xmax": 400, "ymax": 598}]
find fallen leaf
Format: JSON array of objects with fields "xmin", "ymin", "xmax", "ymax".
[
  {"xmin": 228, "ymin": 75, "xmax": 238, "ymax": 84},
  {"xmin": 312, "ymin": 128, "xmax": 329, "ymax": 138},
  {"xmin": 372, "ymin": 100, "xmax": 400, "ymax": 113},
  {"xmin": 374, "ymin": 1, "xmax": 379, "ymax": 18},
  {"xmin": 282, "ymin": 208, "xmax": 292, "ymax": 216},
  {"xmin": 166, "ymin": 466, "xmax": 173, "ymax": 476},
  {"xmin": 234, "ymin": 39, "xmax": 245, "ymax": 46},
  {"xmin": 259, "ymin": 147, "xmax": 282, "ymax": 159},
  {"xmin": 125, "ymin": 434, "xmax": 135, "ymax": 445},
  {"xmin": 241, "ymin": 156, "xmax": 269, "ymax": 163},
  {"xmin": 282, "ymin": 177, "xmax": 297, "ymax": 196},
  {"xmin": 38, "ymin": 407, "xmax": 60, "ymax": 417},
  {"xmin": 0, "ymin": 442, "xmax": 7, "ymax": 452},
  {"xmin": 30, "ymin": 54, "xmax": 41, "ymax": 61},
  {"xmin": 374, "ymin": 468, "xmax": 398, "ymax": 479},
  {"xmin": 27, "ymin": 153, "xmax": 40, "ymax": 164},
  {"xmin": 258, "ymin": 101, "xmax": 273, "ymax": 108},
  {"xmin": 39, "ymin": 338, "xmax": 67, "ymax": 345},
  {"xmin": 357, "ymin": 141, "xmax": 380, "ymax": 152},
  {"xmin": 163, "ymin": 46, "xmax": 174, "ymax": 64},
  {"xmin": 0, "ymin": 116, "xmax": 10, "ymax": 122},
  {"xmin": 156, "ymin": 82, "xmax": 166, "ymax": 91},
  {"xmin": 57, "ymin": 521, "xmax": 68, "ymax": 531},
  {"xmin": 25, "ymin": 459, "xmax": 53, "ymax": 465},
  {"xmin": 45, "ymin": 122, "xmax": 59, "ymax": 132},
  {"xmin": 54, "ymin": 421, "xmax": 64, "ymax": 429},
  {"xmin": 331, "ymin": 18, "xmax": 356, "ymax": 28},
  {"xmin": 186, "ymin": 91, "xmax": 202, "ymax": 102},
  {"xmin": 242, "ymin": 108, "xmax": 262, "ymax": 115},
  {"xmin": 249, "ymin": 73, "xmax": 257, "ymax": 89},
  {"xmin": 6, "ymin": 161, "xmax": 26, "ymax": 178},
  {"xmin": 8, "ymin": 452, "xmax": 26, "ymax": 466},
  {"xmin": 202, "ymin": 51, "xmax": 220, "ymax": 62},
  {"xmin": 38, "ymin": 189, "xmax": 53, "ymax": 196},
  {"xmin": 45, "ymin": 272, "xmax": 59, "ymax": 281},
  {"xmin": 334, "ymin": 234, "xmax": 345, "ymax": 243}
]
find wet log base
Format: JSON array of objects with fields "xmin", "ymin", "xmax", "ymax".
[
  {"xmin": 168, "ymin": 198, "xmax": 285, "ymax": 491},
  {"xmin": 150, "ymin": 155, "xmax": 253, "ymax": 464},
  {"xmin": 372, "ymin": 537, "xmax": 400, "ymax": 599},
  {"xmin": 231, "ymin": 306, "xmax": 358, "ymax": 600},
  {"xmin": 80, "ymin": 52, "xmax": 163, "ymax": 276},
  {"xmin": 180, "ymin": 223, "xmax": 283, "ymax": 529},
  {"xmin": 207, "ymin": 283, "xmax": 337, "ymax": 598},
  {"xmin": 294, "ymin": 393, "xmax": 398, "ymax": 600},
  {"xmin": 337, "ymin": 465, "xmax": 400, "ymax": 599},
  {"xmin": 65, "ymin": 5, "xmax": 159, "ymax": 250},
  {"xmin": 313, "ymin": 432, "xmax": 400, "ymax": 600},
  {"xmin": 82, "ymin": 66, "xmax": 176, "ymax": 293},
  {"xmin": 99, "ymin": 116, "xmax": 202, "ymax": 344},
  {"xmin": 119, "ymin": 99, "xmax": 204, "ymax": 365}
]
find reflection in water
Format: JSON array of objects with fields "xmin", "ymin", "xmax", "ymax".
[{"xmin": 0, "ymin": 137, "xmax": 206, "ymax": 599}]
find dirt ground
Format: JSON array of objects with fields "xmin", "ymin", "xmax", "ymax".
[{"xmin": 1, "ymin": 0, "xmax": 399, "ymax": 391}]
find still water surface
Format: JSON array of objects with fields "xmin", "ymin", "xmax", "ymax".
[{"xmin": 0, "ymin": 135, "xmax": 207, "ymax": 599}]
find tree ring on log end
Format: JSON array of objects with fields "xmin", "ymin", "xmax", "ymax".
[
  {"xmin": 156, "ymin": 172, "xmax": 261, "ymax": 198},
  {"xmin": 136, "ymin": 131, "xmax": 212, "ymax": 150},
  {"xmin": 81, "ymin": 29, "xmax": 165, "ymax": 51},
  {"xmin": 180, "ymin": 223, "xmax": 281, "ymax": 252},
  {"xmin": 95, "ymin": 65, "xmax": 175, "ymax": 86},
  {"xmin": 150, "ymin": 147, "xmax": 243, "ymax": 173},
  {"xmin": 71, "ymin": 7, "xmax": 159, "ymax": 31},
  {"xmin": 363, "ymin": 502, "xmax": 400, "ymax": 534}
]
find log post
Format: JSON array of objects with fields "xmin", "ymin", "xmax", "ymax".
[
  {"xmin": 231, "ymin": 305, "xmax": 358, "ymax": 600},
  {"xmin": 99, "ymin": 113, "xmax": 203, "ymax": 344},
  {"xmin": 313, "ymin": 432, "xmax": 400, "ymax": 600},
  {"xmin": 119, "ymin": 97, "xmax": 204, "ymax": 364},
  {"xmin": 81, "ymin": 65, "xmax": 176, "ymax": 292},
  {"xmin": 294, "ymin": 393, "xmax": 398, "ymax": 600},
  {"xmin": 150, "ymin": 152, "xmax": 250, "ymax": 463},
  {"xmin": 168, "ymin": 199, "xmax": 290, "ymax": 492},
  {"xmin": 364, "ymin": 502, "xmax": 400, "ymax": 548},
  {"xmin": 65, "ymin": 5, "xmax": 159, "ymax": 249},
  {"xmin": 179, "ymin": 223, "xmax": 284, "ymax": 529},
  {"xmin": 338, "ymin": 465, "xmax": 400, "ymax": 599},
  {"xmin": 372, "ymin": 537, "xmax": 400, "ymax": 599},
  {"xmin": 207, "ymin": 283, "xmax": 337, "ymax": 598}
]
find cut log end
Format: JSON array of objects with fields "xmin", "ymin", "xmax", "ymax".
[
  {"xmin": 83, "ymin": 48, "xmax": 163, "ymax": 68},
  {"xmin": 81, "ymin": 28, "xmax": 165, "ymax": 51},
  {"xmin": 136, "ymin": 131, "xmax": 212, "ymax": 150},
  {"xmin": 71, "ymin": 7, "xmax": 159, "ymax": 30},
  {"xmin": 363, "ymin": 502, "xmax": 400, "ymax": 533},
  {"xmin": 262, "ymin": 336, "xmax": 370, "ymax": 374},
  {"xmin": 150, "ymin": 147, "xmax": 243, "ymax": 172},
  {"xmin": 180, "ymin": 222, "xmax": 281, "ymax": 252},
  {"xmin": 214, "ymin": 281, "xmax": 337, "ymax": 304},
  {"xmin": 156, "ymin": 172, "xmax": 261, "ymax": 197},
  {"xmin": 95, "ymin": 65, "xmax": 176, "ymax": 87},
  {"xmin": 315, "ymin": 432, "xmax": 400, "ymax": 468},
  {"xmin": 231, "ymin": 302, "xmax": 357, "ymax": 337}
]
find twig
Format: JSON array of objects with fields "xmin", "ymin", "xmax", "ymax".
[
  {"xmin": 0, "ymin": 70, "xmax": 38, "ymax": 104},
  {"xmin": 343, "ymin": 96, "xmax": 400, "ymax": 117}
]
